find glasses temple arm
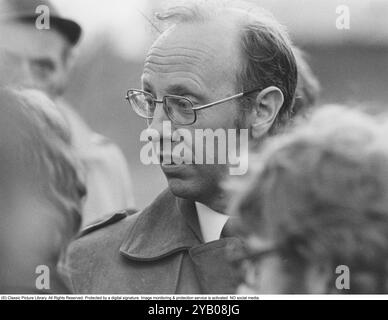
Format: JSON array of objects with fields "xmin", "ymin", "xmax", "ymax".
[
  {"xmin": 192, "ymin": 87, "xmax": 262, "ymax": 111},
  {"xmin": 243, "ymin": 86, "xmax": 263, "ymax": 96},
  {"xmin": 193, "ymin": 92, "xmax": 244, "ymax": 111}
]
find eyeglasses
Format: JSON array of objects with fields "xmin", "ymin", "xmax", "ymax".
[{"xmin": 125, "ymin": 87, "xmax": 263, "ymax": 126}]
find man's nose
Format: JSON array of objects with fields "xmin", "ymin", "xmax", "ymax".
[{"xmin": 148, "ymin": 104, "xmax": 174, "ymax": 140}]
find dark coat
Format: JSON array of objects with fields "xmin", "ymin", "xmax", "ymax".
[{"xmin": 66, "ymin": 189, "xmax": 244, "ymax": 294}]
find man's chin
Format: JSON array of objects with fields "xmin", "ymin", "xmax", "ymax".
[
  {"xmin": 160, "ymin": 163, "xmax": 188, "ymax": 193},
  {"xmin": 162, "ymin": 167, "xmax": 200, "ymax": 199},
  {"xmin": 166, "ymin": 177, "xmax": 197, "ymax": 199},
  {"xmin": 161, "ymin": 163, "xmax": 224, "ymax": 201}
]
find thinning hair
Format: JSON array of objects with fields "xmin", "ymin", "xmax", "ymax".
[{"xmin": 154, "ymin": 0, "xmax": 298, "ymax": 133}]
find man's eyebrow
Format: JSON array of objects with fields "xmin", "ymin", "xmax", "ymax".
[{"xmin": 166, "ymin": 84, "xmax": 199, "ymax": 97}]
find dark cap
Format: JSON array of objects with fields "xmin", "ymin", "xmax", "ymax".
[{"xmin": 0, "ymin": 0, "xmax": 82, "ymax": 46}]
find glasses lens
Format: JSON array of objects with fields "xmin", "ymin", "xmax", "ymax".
[
  {"xmin": 164, "ymin": 96, "xmax": 195, "ymax": 125},
  {"xmin": 127, "ymin": 91, "xmax": 155, "ymax": 119}
]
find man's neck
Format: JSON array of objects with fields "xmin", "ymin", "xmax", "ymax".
[{"xmin": 197, "ymin": 192, "xmax": 228, "ymax": 213}]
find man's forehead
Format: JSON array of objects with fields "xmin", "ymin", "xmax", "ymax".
[
  {"xmin": 152, "ymin": 22, "xmax": 239, "ymax": 58},
  {"xmin": 142, "ymin": 22, "xmax": 240, "ymax": 89}
]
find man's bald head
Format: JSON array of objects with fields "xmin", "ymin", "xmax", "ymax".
[{"xmin": 153, "ymin": 0, "xmax": 298, "ymax": 132}]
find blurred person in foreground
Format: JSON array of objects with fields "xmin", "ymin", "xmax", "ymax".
[
  {"xmin": 0, "ymin": 88, "xmax": 85, "ymax": 293},
  {"xmin": 0, "ymin": 0, "xmax": 135, "ymax": 226},
  {"xmin": 228, "ymin": 105, "xmax": 388, "ymax": 294},
  {"xmin": 67, "ymin": 0, "xmax": 301, "ymax": 294}
]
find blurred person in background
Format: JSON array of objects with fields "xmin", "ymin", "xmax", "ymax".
[
  {"xmin": 67, "ymin": 0, "xmax": 300, "ymax": 294},
  {"xmin": 0, "ymin": 88, "xmax": 85, "ymax": 293},
  {"xmin": 292, "ymin": 48, "xmax": 320, "ymax": 120},
  {"xmin": 248, "ymin": 46, "xmax": 321, "ymax": 147},
  {"xmin": 228, "ymin": 105, "xmax": 388, "ymax": 294},
  {"xmin": 0, "ymin": 0, "xmax": 135, "ymax": 226}
]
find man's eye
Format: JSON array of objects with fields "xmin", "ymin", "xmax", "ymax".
[
  {"xmin": 134, "ymin": 93, "xmax": 155, "ymax": 112},
  {"xmin": 175, "ymin": 98, "xmax": 193, "ymax": 111}
]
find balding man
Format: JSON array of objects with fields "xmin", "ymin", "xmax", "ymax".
[{"xmin": 67, "ymin": 0, "xmax": 298, "ymax": 294}]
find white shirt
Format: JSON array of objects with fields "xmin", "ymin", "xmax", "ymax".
[{"xmin": 195, "ymin": 202, "xmax": 230, "ymax": 243}]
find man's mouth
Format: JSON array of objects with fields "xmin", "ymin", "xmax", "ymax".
[
  {"xmin": 160, "ymin": 156, "xmax": 187, "ymax": 174},
  {"xmin": 160, "ymin": 157, "xmax": 185, "ymax": 166},
  {"xmin": 159, "ymin": 153, "xmax": 171, "ymax": 165},
  {"xmin": 161, "ymin": 159, "xmax": 179, "ymax": 166}
]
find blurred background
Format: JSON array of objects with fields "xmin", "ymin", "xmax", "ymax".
[{"xmin": 53, "ymin": 0, "xmax": 388, "ymax": 209}]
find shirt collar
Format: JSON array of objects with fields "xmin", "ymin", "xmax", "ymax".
[
  {"xmin": 120, "ymin": 189, "xmax": 203, "ymax": 261},
  {"xmin": 195, "ymin": 202, "xmax": 229, "ymax": 243}
]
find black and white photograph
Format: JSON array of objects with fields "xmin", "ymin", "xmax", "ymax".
[{"xmin": 0, "ymin": 0, "xmax": 388, "ymax": 308}]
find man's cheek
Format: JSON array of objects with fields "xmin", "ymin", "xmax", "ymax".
[{"xmin": 172, "ymin": 128, "xmax": 194, "ymax": 164}]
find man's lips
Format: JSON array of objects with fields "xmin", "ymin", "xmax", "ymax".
[
  {"xmin": 158, "ymin": 153, "xmax": 173, "ymax": 164},
  {"xmin": 160, "ymin": 161, "xmax": 187, "ymax": 175}
]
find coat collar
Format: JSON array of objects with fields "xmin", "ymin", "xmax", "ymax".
[{"xmin": 120, "ymin": 189, "xmax": 204, "ymax": 261}]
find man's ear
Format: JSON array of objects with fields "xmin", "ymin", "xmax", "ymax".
[{"xmin": 249, "ymin": 86, "xmax": 284, "ymax": 139}]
